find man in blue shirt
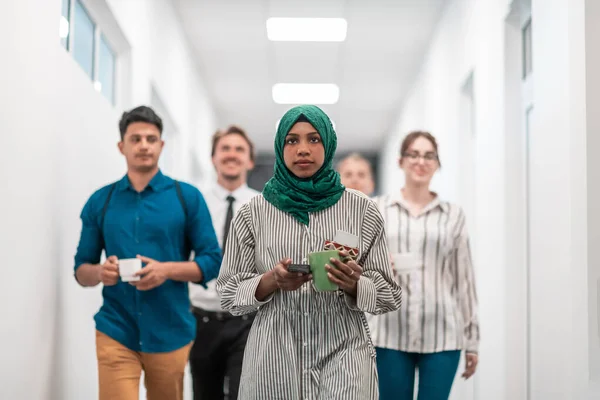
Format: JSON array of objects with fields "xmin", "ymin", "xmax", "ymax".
[{"xmin": 74, "ymin": 105, "xmax": 222, "ymax": 400}]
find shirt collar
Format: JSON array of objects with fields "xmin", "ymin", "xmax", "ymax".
[
  {"xmin": 117, "ymin": 170, "xmax": 171, "ymax": 192},
  {"xmin": 116, "ymin": 174, "xmax": 131, "ymax": 192},
  {"xmin": 213, "ymin": 183, "xmax": 250, "ymax": 201},
  {"xmin": 387, "ymin": 191, "xmax": 448, "ymax": 214}
]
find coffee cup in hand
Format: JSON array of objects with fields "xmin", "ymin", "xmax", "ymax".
[
  {"xmin": 392, "ymin": 253, "xmax": 422, "ymax": 273},
  {"xmin": 119, "ymin": 258, "xmax": 142, "ymax": 282}
]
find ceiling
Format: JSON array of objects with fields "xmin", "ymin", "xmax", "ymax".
[{"xmin": 173, "ymin": 0, "xmax": 446, "ymax": 153}]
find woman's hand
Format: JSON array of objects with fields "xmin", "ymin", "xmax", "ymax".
[
  {"xmin": 273, "ymin": 258, "xmax": 312, "ymax": 291},
  {"xmin": 255, "ymin": 258, "xmax": 311, "ymax": 300},
  {"xmin": 462, "ymin": 352, "xmax": 478, "ymax": 379},
  {"xmin": 326, "ymin": 250, "xmax": 363, "ymax": 296}
]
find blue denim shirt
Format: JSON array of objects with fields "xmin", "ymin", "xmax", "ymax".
[{"xmin": 74, "ymin": 170, "xmax": 222, "ymax": 352}]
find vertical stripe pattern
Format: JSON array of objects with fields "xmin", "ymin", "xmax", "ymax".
[
  {"xmin": 216, "ymin": 189, "xmax": 402, "ymax": 399},
  {"xmin": 367, "ymin": 194, "xmax": 480, "ymax": 354}
]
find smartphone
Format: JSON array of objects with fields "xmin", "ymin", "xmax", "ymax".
[{"xmin": 288, "ymin": 263, "xmax": 310, "ymax": 274}]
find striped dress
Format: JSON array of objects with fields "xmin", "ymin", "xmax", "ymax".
[
  {"xmin": 367, "ymin": 194, "xmax": 480, "ymax": 354},
  {"xmin": 216, "ymin": 189, "xmax": 402, "ymax": 400}
]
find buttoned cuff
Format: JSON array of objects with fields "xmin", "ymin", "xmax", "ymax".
[
  {"xmin": 344, "ymin": 276, "xmax": 377, "ymax": 313},
  {"xmin": 465, "ymin": 339, "xmax": 479, "ymax": 354},
  {"xmin": 231, "ymin": 274, "xmax": 274, "ymax": 315}
]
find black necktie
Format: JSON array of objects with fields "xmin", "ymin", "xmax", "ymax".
[{"xmin": 222, "ymin": 195, "xmax": 235, "ymax": 253}]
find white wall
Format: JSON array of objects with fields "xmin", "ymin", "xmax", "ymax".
[
  {"xmin": 586, "ymin": 0, "xmax": 600, "ymax": 390},
  {"xmin": 379, "ymin": 0, "xmax": 510, "ymax": 399},
  {"xmin": 529, "ymin": 0, "xmax": 597, "ymax": 398},
  {"xmin": 380, "ymin": 0, "xmax": 600, "ymax": 398},
  {"xmin": 0, "ymin": 0, "xmax": 216, "ymax": 399}
]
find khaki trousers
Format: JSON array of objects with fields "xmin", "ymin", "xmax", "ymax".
[{"xmin": 96, "ymin": 330, "xmax": 192, "ymax": 400}]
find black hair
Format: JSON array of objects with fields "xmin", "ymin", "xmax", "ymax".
[
  {"xmin": 295, "ymin": 114, "xmax": 310, "ymax": 123},
  {"xmin": 118, "ymin": 105, "xmax": 163, "ymax": 140}
]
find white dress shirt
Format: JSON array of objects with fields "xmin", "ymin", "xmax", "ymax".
[{"xmin": 189, "ymin": 183, "xmax": 259, "ymax": 311}]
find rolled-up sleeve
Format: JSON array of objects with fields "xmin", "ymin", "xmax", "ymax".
[
  {"xmin": 216, "ymin": 204, "xmax": 272, "ymax": 316},
  {"xmin": 344, "ymin": 202, "xmax": 402, "ymax": 315},
  {"xmin": 188, "ymin": 188, "xmax": 222, "ymax": 286},
  {"xmin": 74, "ymin": 197, "xmax": 103, "ymax": 273},
  {"xmin": 454, "ymin": 209, "xmax": 480, "ymax": 353}
]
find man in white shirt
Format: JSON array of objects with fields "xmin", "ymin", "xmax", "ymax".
[{"xmin": 189, "ymin": 125, "xmax": 260, "ymax": 400}]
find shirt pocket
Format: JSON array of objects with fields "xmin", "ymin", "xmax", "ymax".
[{"xmin": 391, "ymin": 252, "xmax": 422, "ymax": 273}]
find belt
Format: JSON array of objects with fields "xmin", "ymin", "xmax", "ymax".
[{"xmin": 191, "ymin": 306, "xmax": 256, "ymax": 322}]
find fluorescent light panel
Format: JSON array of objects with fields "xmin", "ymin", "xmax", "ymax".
[
  {"xmin": 266, "ymin": 18, "xmax": 347, "ymax": 42},
  {"xmin": 272, "ymin": 83, "xmax": 339, "ymax": 105}
]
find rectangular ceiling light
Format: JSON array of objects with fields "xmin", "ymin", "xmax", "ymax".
[
  {"xmin": 272, "ymin": 83, "xmax": 340, "ymax": 105},
  {"xmin": 266, "ymin": 18, "xmax": 347, "ymax": 42}
]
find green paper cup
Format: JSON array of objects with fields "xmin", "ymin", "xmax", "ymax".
[{"xmin": 309, "ymin": 250, "xmax": 340, "ymax": 291}]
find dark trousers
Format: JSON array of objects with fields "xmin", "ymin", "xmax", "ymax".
[{"xmin": 189, "ymin": 307, "xmax": 254, "ymax": 400}]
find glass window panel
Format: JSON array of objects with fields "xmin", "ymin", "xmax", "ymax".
[
  {"xmin": 59, "ymin": 0, "xmax": 70, "ymax": 49},
  {"xmin": 98, "ymin": 34, "xmax": 115, "ymax": 104},
  {"xmin": 73, "ymin": 0, "xmax": 95, "ymax": 79}
]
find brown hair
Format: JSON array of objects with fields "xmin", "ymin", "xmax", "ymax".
[
  {"xmin": 399, "ymin": 130, "xmax": 441, "ymax": 167},
  {"xmin": 336, "ymin": 152, "xmax": 373, "ymax": 175},
  {"xmin": 211, "ymin": 125, "xmax": 255, "ymax": 162}
]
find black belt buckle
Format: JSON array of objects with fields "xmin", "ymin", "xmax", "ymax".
[{"xmin": 288, "ymin": 263, "xmax": 310, "ymax": 274}]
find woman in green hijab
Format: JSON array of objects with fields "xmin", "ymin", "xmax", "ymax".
[{"xmin": 217, "ymin": 105, "xmax": 402, "ymax": 400}]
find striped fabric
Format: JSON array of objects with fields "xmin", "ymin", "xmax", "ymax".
[
  {"xmin": 216, "ymin": 189, "xmax": 402, "ymax": 400},
  {"xmin": 367, "ymin": 193, "xmax": 479, "ymax": 354}
]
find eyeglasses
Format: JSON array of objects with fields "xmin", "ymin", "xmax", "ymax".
[{"xmin": 402, "ymin": 152, "xmax": 438, "ymax": 163}]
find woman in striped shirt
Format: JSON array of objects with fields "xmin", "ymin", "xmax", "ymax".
[
  {"xmin": 368, "ymin": 131, "xmax": 480, "ymax": 400},
  {"xmin": 216, "ymin": 104, "xmax": 402, "ymax": 400}
]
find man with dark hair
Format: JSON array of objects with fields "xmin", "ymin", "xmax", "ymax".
[
  {"xmin": 189, "ymin": 125, "xmax": 259, "ymax": 400},
  {"xmin": 118, "ymin": 105, "xmax": 164, "ymax": 140},
  {"xmin": 73, "ymin": 105, "xmax": 222, "ymax": 400}
]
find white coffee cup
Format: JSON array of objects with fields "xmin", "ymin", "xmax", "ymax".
[
  {"xmin": 392, "ymin": 253, "xmax": 422, "ymax": 272},
  {"xmin": 119, "ymin": 258, "xmax": 142, "ymax": 282}
]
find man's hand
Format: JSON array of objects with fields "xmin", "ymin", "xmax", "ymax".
[
  {"xmin": 130, "ymin": 255, "xmax": 170, "ymax": 291},
  {"xmin": 99, "ymin": 256, "xmax": 119, "ymax": 286},
  {"xmin": 462, "ymin": 352, "xmax": 478, "ymax": 379},
  {"xmin": 273, "ymin": 258, "xmax": 312, "ymax": 291}
]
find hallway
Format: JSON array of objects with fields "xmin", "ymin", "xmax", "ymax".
[{"xmin": 1, "ymin": 0, "xmax": 600, "ymax": 399}]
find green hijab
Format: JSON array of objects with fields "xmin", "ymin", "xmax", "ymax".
[{"xmin": 262, "ymin": 105, "xmax": 346, "ymax": 225}]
